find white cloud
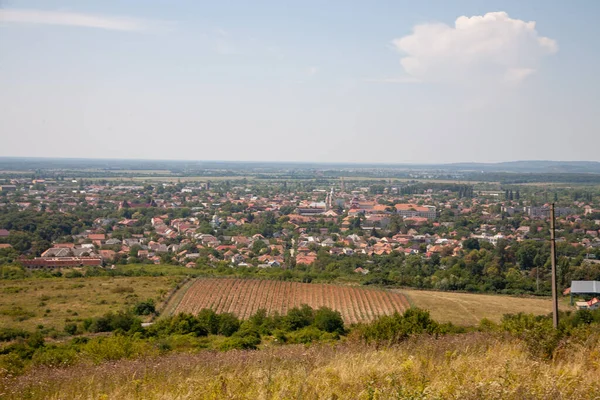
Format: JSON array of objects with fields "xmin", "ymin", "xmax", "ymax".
[
  {"xmin": 0, "ymin": 9, "xmax": 153, "ymax": 31},
  {"xmin": 307, "ymin": 66, "xmax": 319, "ymax": 76},
  {"xmin": 392, "ymin": 11, "xmax": 557, "ymax": 84}
]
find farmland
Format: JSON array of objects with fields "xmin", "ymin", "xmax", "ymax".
[
  {"xmin": 402, "ymin": 288, "xmax": 571, "ymax": 325},
  {"xmin": 169, "ymin": 278, "xmax": 410, "ymax": 323}
]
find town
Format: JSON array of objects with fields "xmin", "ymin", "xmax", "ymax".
[{"xmin": 2, "ymin": 171, "xmax": 600, "ymax": 298}]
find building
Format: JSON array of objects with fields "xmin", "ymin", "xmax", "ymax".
[
  {"xmin": 0, "ymin": 185, "xmax": 17, "ymax": 192},
  {"xmin": 394, "ymin": 204, "xmax": 437, "ymax": 219},
  {"xmin": 19, "ymin": 257, "xmax": 102, "ymax": 268},
  {"xmin": 526, "ymin": 206, "xmax": 573, "ymax": 219},
  {"xmin": 569, "ymin": 280, "xmax": 600, "ymax": 305},
  {"xmin": 576, "ymin": 298, "xmax": 600, "ymax": 310}
]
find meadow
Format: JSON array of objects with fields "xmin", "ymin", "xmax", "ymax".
[
  {"xmin": 401, "ymin": 288, "xmax": 571, "ymax": 325},
  {"xmin": 0, "ymin": 276, "xmax": 179, "ymax": 331},
  {"xmin": 4, "ymin": 332, "xmax": 599, "ymax": 399}
]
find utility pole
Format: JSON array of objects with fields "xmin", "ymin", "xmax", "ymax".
[{"xmin": 550, "ymin": 203, "xmax": 559, "ymax": 328}]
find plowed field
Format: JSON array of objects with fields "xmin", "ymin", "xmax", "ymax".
[{"xmin": 170, "ymin": 278, "xmax": 410, "ymax": 323}]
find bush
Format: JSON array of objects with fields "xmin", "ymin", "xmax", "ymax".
[
  {"xmin": 218, "ymin": 313, "xmax": 240, "ymax": 337},
  {"xmin": 358, "ymin": 308, "xmax": 441, "ymax": 345},
  {"xmin": 31, "ymin": 347, "xmax": 78, "ymax": 368},
  {"xmin": 86, "ymin": 311, "xmax": 141, "ymax": 333},
  {"xmin": 64, "ymin": 323, "xmax": 78, "ymax": 336},
  {"xmin": 133, "ymin": 299, "xmax": 156, "ymax": 316},
  {"xmin": 147, "ymin": 314, "xmax": 208, "ymax": 337},
  {"xmin": 0, "ymin": 353, "xmax": 25, "ymax": 376},
  {"xmin": 219, "ymin": 328, "xmax": 261, "ymax": 351},
  {"xmin": 283, "ymin": 305, "xmax": 314, "ymax": 331},
  {"xmin": 82, "ymin": 335, "xmax": 154, "ymax": 363},
  {"xmin": 501, "ymin": 313, "xmax": 564, "ymax": 359},
  {"xmin": 196, "ymin": 309, "xmax": 220, "ymax": 335},
  {"xmin": 313, "ymin": 307, "xmax": 344, "ymax": 334},
  {"xmin": 0, "ymin": 327, "xmax": 29, "ymax": 342}
]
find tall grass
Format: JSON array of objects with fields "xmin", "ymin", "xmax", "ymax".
[{"xmin": 3, "ymin": 332, "xmax": 600, "ymax": 399}]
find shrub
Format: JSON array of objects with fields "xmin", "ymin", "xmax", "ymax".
[
  {"xmin": 283, "ymin": 304, "xmax": 314, "ymax": 331},
  {"xmin": 313, "ymin": 307, "xmax": 344, "ymax": 334},
  {"xmin": 358, "ymin": 308, "xmax": 441, "ymax": 345},
  {"xmin": 0, "ymin": 353, "xmax": 25, "ymax": 376},
  {"xmin": 64, "ymin": 323, "xmax": 78, "ymax": 336},
  {"xmin": 133, "ymin": 299, "xmax": 156, "ymax": 316},
  {"xmin": 501, "ymin": 313, "xmax": 564, "ymax": 359},
  {"xmin": 82, "ymin": 335, "xmax": 154, "ymax": 363},
  {"xmin": 86, "ymin": 311, "xmax": 141, "ymax": 333},
  {"xmin": 0, "ymin": 327, "xmax": 29, "ymax": 342},
  {"xmin": 31, "ymin": 347, "xmax": 78, "ymax": 368},
  {"xmin": 196, "ymin": 309, "xmax": 220, "ymax": 335},
  {"xmin": 218, "ymin": 313, "xmax": 240, "ymax": 337},
  {"xmin": 219, "ymin": 328, "xmax": 261, "ymax": 350},
  {"xmin": 147, "ymin": 314, "xmax": 208, "ymax": 337}
]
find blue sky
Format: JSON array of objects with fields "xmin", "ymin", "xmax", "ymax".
[{"xmin": 1, "ymin": 1, "xmax": 599, "ymax": 163}]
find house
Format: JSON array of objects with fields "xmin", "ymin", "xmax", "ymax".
[
  {"xmin": 0, "ymin": 244, "xmax": 12, "ymax": 249},
  {"xmin": 42, "ymin": 247, "xmax": 73, "ymax": 257},
  {"xmin": 569, "ymin": 281, "xmax": 600, "ymax": 305},
  {"xmin": 99, "ymin": 250, "xmax": 116, "ymax": 261},
  {"xmin": 0, "ymin": 229, "xmax": 9, "ymax": 238},
  {"xmin": 576, "ymin": 298, "xmax": 600, "ymax": 310},
  {"xmin": 88, "ymin": 233, "xmax": 106, "ymax": 241}
]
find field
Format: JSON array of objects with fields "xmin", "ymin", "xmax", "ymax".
[
  {"xmin": 0, "ymin": 276, "xmax": 179, "ymax": 331},
  {"xmin": 401, "ymin": 289, "xmax": 571, "ymax": 325},
  {"xmin": 169, "ymin": 278, "xmax": 410, "ymax": 324},
  {"xmin": 4, "ymin": 333, "xmax": 599, "ymax": 399}
]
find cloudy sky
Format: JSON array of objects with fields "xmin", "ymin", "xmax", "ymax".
[{"xmin": 1, "ymin": 1, "xmax": 598, "ymax": 164}]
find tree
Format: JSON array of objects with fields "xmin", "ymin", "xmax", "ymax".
[
  {"xmin": 313, "ymin": 307, "xmax": 344, "ymax": 334},
  {"xmin": 462, "ymin": 238, "xmax": 480, "ymax": 251}
]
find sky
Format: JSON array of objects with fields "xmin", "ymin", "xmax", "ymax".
[{"xmin": 1, "ymin": 0, "xmax": 599, "ymax": 164}]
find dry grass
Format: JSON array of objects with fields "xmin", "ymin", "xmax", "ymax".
[
  {"xmin": 0, "ymin": 276, "xmax": 178, "ymax": 331},
  {"xmin": 3, "ymin": 332, "xmax": 600, "ymax": 399},
  {"xmin": 401, "ymin": 289, "xmax": 572, "ymax": 325}
]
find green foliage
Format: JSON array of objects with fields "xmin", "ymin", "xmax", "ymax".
[
  {"xmin": 147, "ymin": 313, "xmax": 209, "ymax": 337},
  {"xmin": 82, "ymin": 334, "xmax": 154, "ymax": 363},
  {"xmin": 219, "ymin": 326, "xmax": 262, "ymax": 350},
  {"xmin": 501, "ymin": 313, "xmax": 563, "ymax": 359},
  {"xmin": 313, "ymin": 307, "xmax": 344, "ymax": 334},
  {"xmin": 284, "ymin": 326, "xmax": 338, "ymax": 344},
  {"xmin": 217, "ymin": 313, "xmax": 240, "ymax": 337},
  {"xmin": 196, "ymin": 308, "xmax": 220, "ymax": 335},
  {"xmin": 133, "ymin": 299, "xmax": 156, "ymax": 316},
  {"xmin": 31, "ymin": 346, "xmax": 78, "ymax": 368},
  {"xmin": 84, "ymin": 311, "xmax": 141, "ymax": 334},
  {"xmin": 357, "ymin": 308, "xmax": 442, "ymax": 345},
  {"xmin": 0, "ymin": 327, "xmax": 29, "ymax": 342},
  {"xmin": 283, "ymin": 304, "xmax": 315, "ymax": 331}
]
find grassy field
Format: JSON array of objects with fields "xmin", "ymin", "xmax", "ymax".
[
  {"xmin": 4, "ymin": 332, "xmax": 599, "ymax": 399},
  {"xmin": 0, "ymin": 276, "xmax": 179, "ymax": 331},
  {"xmin": 401, "ymin": 289, "xmax": 571, "ymax": 325}
]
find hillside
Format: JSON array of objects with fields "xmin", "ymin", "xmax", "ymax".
[
  {"xmin": 167, "ymin": 278, "xmax": 410, "ymax": 324},
  {"xmin": 4, "ymin": 333, "xmax": 599, "ymax": 399}
]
